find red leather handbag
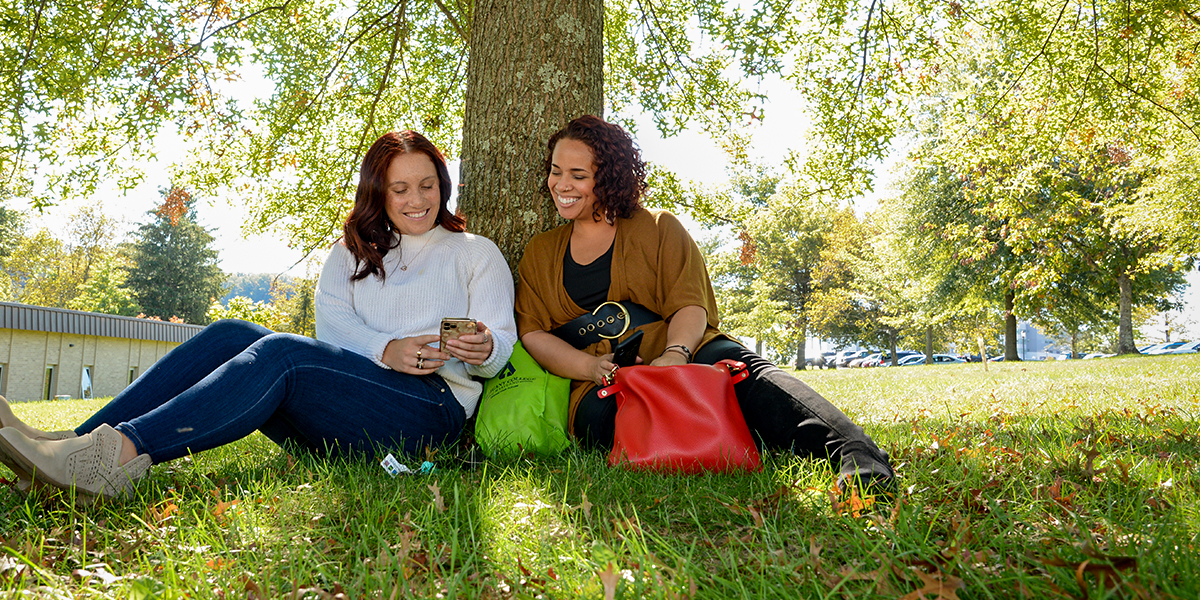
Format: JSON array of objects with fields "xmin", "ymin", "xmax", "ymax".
[{"xmin": 598, "ymin": 360, "xmax": 761, "ymax": 473}]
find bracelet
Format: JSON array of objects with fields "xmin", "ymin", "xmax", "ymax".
[{"xmin": 663, "ymin": 344, "xmax": 693, "ymax": 362}]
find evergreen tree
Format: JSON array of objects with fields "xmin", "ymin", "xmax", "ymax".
[{"xmin": 126, "ymin": 187, "xmax": 226, "ymax": 324}]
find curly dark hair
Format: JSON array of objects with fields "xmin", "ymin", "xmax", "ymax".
[
  {"xmin": 545, "ymin": 115, "xmax": 647, "ymax": 222},
  {"xmin": 343, "ymin": 131, "xmax": 465, "ymax": 281}
]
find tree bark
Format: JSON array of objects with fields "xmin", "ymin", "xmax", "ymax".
[
  {"xmin": 1117, "ymin": 272, "xmax": 1138, "ymax": 354},
  {"xmin": 888, "ymin": 328, "xmax": 898, "ymax": 366},
  {"xmin": 459, "ymin": 0, "xmax": 604, "ymax": 271},
  {"xmin": 1004, "ymin": 289, "xmax": 1020, "ymax": 361},
  {"xmin": 794, "ymin": 320, "xmax": 807, "ymax": 369},
  {"xmin": 924, "ymin": 324, "xmax": 933, "ymax": 364}
]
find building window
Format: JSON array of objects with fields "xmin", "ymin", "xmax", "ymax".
[
  {"xmin": 81, "ymin": 366, "xmax": 94, "ymax": 400},
  {"xmin": 129, "ymin": 367, "xmax": 138, "ymax": 385},
  {"xmin": 44, "ymin": 365, "xmax": 57, "ymax": 401}
]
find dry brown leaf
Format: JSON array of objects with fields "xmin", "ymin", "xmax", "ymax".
[
  {"xmin": 581, "ymin": 492, "xmax": 593, "ymax": 519},
  {"xmin": 898, "ymin": 568, "xmax": 965, "ymax": 600},
  {"xmin": 242, "ymin": 574, "xmax": 264, "ymax": 600},
  {"xmin": 212, "ymin": 499, "xmax": 240, "ymax": 517},
  {"xmin": 826, "ymin": 563, "xmax": 896, "ymax": 595},
  {"xmin": 829, "ymin": 488, "xmax": 875, "ymax": 517},
  {"xmin": 599, "ymin": 563, "xmax": 620, "ymax": 600},
  {"xmin": 428, "ymin": 482, "xmax": 445, "ymax": 513}
]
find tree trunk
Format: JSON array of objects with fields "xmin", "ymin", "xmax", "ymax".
[
  {"xmin": 1117, "ymin": 272, "xmax": 1138, "ymax": 354},
  {"xmin": 458, "ymin": 0, "xmax": 604, "ymax": 271},
  {"xmin": 1004, "ymin": 289, "xmax": 1020, "ymax": 361},
  {"xmin": 924, "ymin": 324, "xmax": 933, "ymax": 364},
  {"xmin": 888, "ymin": 329, "xmax": 899, "ymax": 366},
  {"xmin": 1070, "ymin": 329, "xmax": 1078, "ymax": 359},
  {"xmin": 794, "ymin": 320, "xmax": 807, "ymax": 369},
  {"xmin": 755, "ymin": 339, "xmax": 763, "ymax": 356}
]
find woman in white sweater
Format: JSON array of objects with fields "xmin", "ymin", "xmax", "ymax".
[{"xmin": 0, "ymin": 131, "xmax": 517, "ymax": 499}]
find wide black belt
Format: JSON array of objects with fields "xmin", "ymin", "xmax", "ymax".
[{"xmin": 550, "ymin": 300, "xmax": 661, "ymax": 349}]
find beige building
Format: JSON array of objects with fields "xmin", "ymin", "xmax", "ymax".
[{"xmin": 0, "ymin": 302, "xmax": 203, "ymax": 403}]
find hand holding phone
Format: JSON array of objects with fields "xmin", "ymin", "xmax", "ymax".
[
  {"xmin": 440, "ymin": 318, "xmax": 478, "ymax": 348},
  {"xmin": 611, "ymin": 330, "xmax": 644, "ymax": 368}
]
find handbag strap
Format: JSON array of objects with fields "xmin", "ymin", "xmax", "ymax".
[
  {"xmin": 550, "ymin": 300, "xmax": 662, "ymax": 349},
  {"xmin": 597, "ymin": 360, "xmax": 750, "ymax": 399}
]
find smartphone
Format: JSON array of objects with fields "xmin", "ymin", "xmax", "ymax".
[
  {"xmin": 440, "ymin": 318, "xmax": 478, "ymax": 348},
  {"xmin": 611, "ymin": 330, "xmax": 643, "ymax": 368}
]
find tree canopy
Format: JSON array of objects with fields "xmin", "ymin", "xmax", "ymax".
[{"xmin": 125, "ymin": 188, "xmax": 226, "ymax": 323}]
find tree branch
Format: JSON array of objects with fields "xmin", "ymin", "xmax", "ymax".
[
  {"xmin": 349, "ymin": 0, "xmax": 408, "ymax": 195},
  {"xmin": 150, "ymin": 0, "xmax": 295, "ymax": 87},
  {"xmin": 980, "ymin": 0, "xmax": 1071, "ymax": 124},
  {"xmin": 431, "ymin": 0, "xmax": 467, "ymax": 42},
  {"xmin": 856, "ymin": 0, "xmax": 877, "ymax": 101},
  {"xmin": 1093, "ymin": 62, "xmax": 1200, "ymax": 142},
  {"xmin": 7, "ymin": 0, "xmax": 49, "ymax": 182}
]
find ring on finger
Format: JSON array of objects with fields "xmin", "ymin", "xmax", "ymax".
[
  {"xmin": 416, "ymin": 357, "xmax": 425, "ymax": 369},
  {"xmin": 417, "ymin": 348, "xmax": 423, "ymax": 359}
]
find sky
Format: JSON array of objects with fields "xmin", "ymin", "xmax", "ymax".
[{"xmin": 23, "ymin": 75, "xmax": 1199, "ymax": 340}]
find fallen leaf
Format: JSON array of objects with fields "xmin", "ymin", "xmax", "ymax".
[
  {"xmin": 212, "ymin": 499, "xmax": 240, "ymax": 517},
  {"xmin": 897, "ymin": 567, "xmax": 965, "ymax": 600},
  {"xmin": 242, "ymin": 574, "xmax": 264, "ymax": 600},
  {"xmin": 580, "ymin": 492, "xmax": 593, "ymax": 519},
  {"xmin": 598, "ymin": 563, "xmax": 619, "ymax": 600},
  {"xmin": 428, "ymin": 482, "xmax": 445, "ymax": 513}
]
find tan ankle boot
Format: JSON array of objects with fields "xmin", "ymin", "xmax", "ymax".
[
  {"xmin": 0, "ymin": 425, "xmax": 151, "ymax": 498},
  {"xmin": 0, "ymin": 395, "xmax": 77, "ymax": 440}
]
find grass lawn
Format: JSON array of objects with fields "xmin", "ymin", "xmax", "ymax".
[{"xmin": 1, "ymin": 354, "xmax": 1197, "ymax": 598}]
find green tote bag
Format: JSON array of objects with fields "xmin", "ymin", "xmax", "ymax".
[{"xmin": 476, "ymin": 341, "xmax": 572, "ymax": 457}]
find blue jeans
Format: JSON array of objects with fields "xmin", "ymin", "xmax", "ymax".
[{"xmin": 76, "ymin": 320, "xmax": 465, "ymax": 463}]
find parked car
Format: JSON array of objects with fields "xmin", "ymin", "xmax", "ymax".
[
  {"xmin": 805, "ymin": 351, "xmax": 837, "ymax": 369},
  {"xmin": 854, "ymin": 353, "xmax": 883, "ymax": 368},
  {"xmin": 834, "ymin": 350, "xmax": 868, "ymax": 368},
  {"xmin": 877, "ymin": 350, "xmax": 920, "ymax": 366},
  {"xmin": 897, "ymin": 353, "xmax": 968, "ymax": 366},
  {"xmin": 1082, "ymin": 352, "xmax": 1115, "ymax": 359},
  {"xmin": 931, "ymin": 354, "xmax": 967, "ymax": 364},
  {"xmin": 1166, "ymin": 341, "xmax": 1200, "ymax": 354},
  {"xmin": 1145, "ymin": 341, "xmax": 1187, "ymax": 355}
]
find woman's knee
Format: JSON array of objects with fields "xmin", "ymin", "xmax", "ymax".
[{"xmin": 206, "ymin": 319, "xmax": 274, "ymax": 341}]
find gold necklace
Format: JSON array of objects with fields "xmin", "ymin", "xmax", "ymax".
[{"xmin": 399, "ymin": 232, "xmax": 433, "ymax": 271}]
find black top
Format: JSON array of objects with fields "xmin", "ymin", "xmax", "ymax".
[{"xmin": 562, "ymin": 239, "xmax": 614, "ymax": 311}]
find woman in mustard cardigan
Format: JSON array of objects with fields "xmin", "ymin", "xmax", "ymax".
[{"xmin": 515, "ymin": 115, "xmax": 894, "ymax": 491}]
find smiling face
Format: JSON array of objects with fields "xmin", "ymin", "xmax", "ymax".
[
  {"xmin": 384, "ymin": 152, "xmax": 440, "ymax": 236},
  {"xmin": 547, "ymin": 138, "xmax": 599, "ymax": 222}
]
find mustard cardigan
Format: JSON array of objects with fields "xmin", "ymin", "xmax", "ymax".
[{"xmin": 515, "ymin": 207, "xmax": 727, "ymax": 431}]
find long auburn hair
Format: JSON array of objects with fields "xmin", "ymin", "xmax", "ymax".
[
  {"xmin": 343, "ymin": 131, "xmax": 465, "ymax": 281},
  {"xmin": 545, "ymin": 115, "xmax": 647, "ymax": 222}
]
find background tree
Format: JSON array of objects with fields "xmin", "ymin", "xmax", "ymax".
[
  {"xmin": 126, "ymin": 187, "xmax": 226, "ymax": 323},
  {"xmin": 0, "ymin": 205, "xmax": 121, "ymax": 308},
  {"xmin": 0, "ymin": 204, "xmax": 23, "ymax": 261},
  {"xmin": 222, "ymin": 272, "xmax": 289, "ymax": 304},
  {"xmin": 67, "ymin": 253, "xmax": 141, "ymax": 316},
  {"xmin": 3, "ymin": 0, "xmax": 807, "ymax": 268}
]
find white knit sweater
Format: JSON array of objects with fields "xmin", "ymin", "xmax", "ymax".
[{"xmin": 314, "ymin": 225, "xmax": 517, "ymax": 417}]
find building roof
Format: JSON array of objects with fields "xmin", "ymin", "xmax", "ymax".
[{"xmin": 0, "ymin": 302, "xmax": 204, "ymax": 343}]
